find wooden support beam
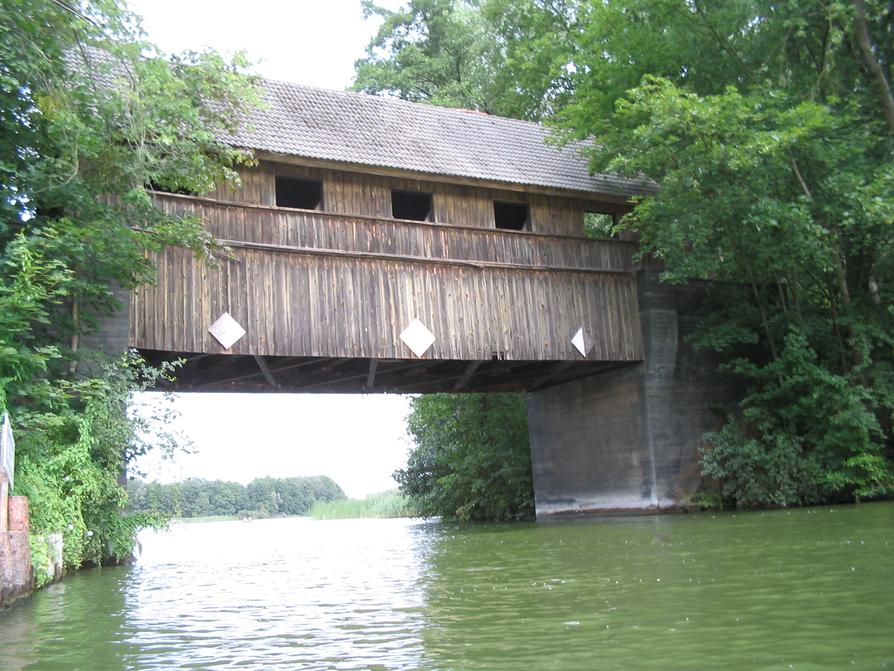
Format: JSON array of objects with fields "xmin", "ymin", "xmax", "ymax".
[
  {"xmin": 290, "ymin": 360, "xmax": 423, "ymax": 392},
  {"xmin": 191, "ymin": 356, "xmax": 322, "ymax": 389},
  {"xmin": 184, "ymin": 353, "xmax": 215, "ymax": 364},
  {"xmin": 151, "ymin": 191, "xmax": 638, "ymax": 245},
  {"xmin": 221, "ymin": 238, "xmax": 632, "ymax": 276},
  {"xmin": 366, "ymin": 358, "xmax": 378, "ymax": 390},
  {"xmin": 268, "ymin": 357, "xmax": 328, "ymax": 376},
  {"xmin": 527, "ymin": 361, "xmax": 575, "ymax": 392},
  {"xmin": 452, "ymin": 360, "xmax": 484, "ymax": 391},
  {"xmin": 253, "ymin": 355, "xmax": 277, "ymax": 388},
  {"xmin": 401, "ymin": 375, "xmax": 476, "ymax": 392}
]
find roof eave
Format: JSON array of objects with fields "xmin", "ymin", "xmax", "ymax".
[{"xmin": 249, "ymin": 149, "xmax": 654, "ymax": 205}]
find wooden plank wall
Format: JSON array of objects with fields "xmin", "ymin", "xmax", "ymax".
[
  {"xmin": 209, "ymin": 161, "xmax": 620, "ymax": 237},
  {"xmin": 138, "ymin": 162, "xmax": 644, "ymax": 363},
  {"xmin": 151, "ymin": 194, "xmax": 635, "ymax": 272},
  {"xmin": 131, "ymin": 245, "xmax": 643, "ymax": 362}
]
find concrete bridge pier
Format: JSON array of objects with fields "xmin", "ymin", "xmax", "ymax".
[{"xmin": 526, "ymin": 267, "xmax": 738, "ymax": 516}]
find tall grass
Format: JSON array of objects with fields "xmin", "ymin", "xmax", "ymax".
[{"xmin": 309, "ymin": 491, "xmax": 418, "ymax": 520}]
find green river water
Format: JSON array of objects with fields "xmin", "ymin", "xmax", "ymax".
[{"xmin": 1, "ymin": 502, "xmax": 892, "ymax": 670}]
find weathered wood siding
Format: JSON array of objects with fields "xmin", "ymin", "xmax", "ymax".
[
  {"xmin": 209, "ymin": 161, "xmax": 622, "ymax": 237},
  {"xmin": 133, "ymin": 193, "xmax": 643, "ymax": 362},
  {"xmin": 152, "ymin": 195, "xmax": 632, "ymax": 270}
]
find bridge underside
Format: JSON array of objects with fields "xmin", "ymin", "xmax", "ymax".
[
  {"xmin": 140, "ymin": 349, "xmax": 627, "ymax": 394},
  {"xmin": 97, "ymin": 269, "xmax": 738, "ymax": 517}
]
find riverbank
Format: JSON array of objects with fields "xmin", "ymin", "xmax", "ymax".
[
  {"xmin": 175, "ymin": 515, "xmax": 241, "ymax": 524},
  {"xmin": 172, "ymin": 514, "xmax": 307, "ymax": 524}
]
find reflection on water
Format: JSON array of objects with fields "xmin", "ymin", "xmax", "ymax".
[
  {"xmin": 1, "ymin": 504, "xmax": 892, "ymax": 670},
  {"xmin": 420, "ymin": 508, "xmax": 894, "ymax": 670}
]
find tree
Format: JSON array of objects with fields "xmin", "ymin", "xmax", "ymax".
[
  {"xmin": 1, "ymin": 0, "xmax": 259, "ymax": 571},
  {"xmin": 396, "ymin": 394, "xmax": 534, "ymax": 520},
  {"xmin": 356, "ymin": 1, "xmax": 894, "ymax": 507},
  {"xmin": 555, "ymin": 1, "xmax": 894, "ymax": 506},
  {"xmin": 2, "ymin": 1, "xmax": 257, "ymax": 356},
  {"xmin": 352, "ymin": 0, "xmax": 575, "ymax": 120}
]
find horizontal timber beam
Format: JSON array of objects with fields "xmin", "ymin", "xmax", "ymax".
[
  {"xmin": 137, "ymin": 349, "xmax": 630, "ymax": 393},
  {"xmin": 150, "ymin": 191, "xmax": 638, "ymax": 246},
  {"xmin": 453, "ymin": 360, "xmax": 484, "ymax": 391},
  {"xmin": 188, "ymin": 356, "xmax": 327, "ymax": 389},
  {"xmin": 220, "ymin": 239, "xmax": 634, "ymax": 276}
]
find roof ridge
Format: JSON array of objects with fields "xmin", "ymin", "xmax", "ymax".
[{"xmin": 260, "ymin": 78, "xmax": 550, "ymax": 131}]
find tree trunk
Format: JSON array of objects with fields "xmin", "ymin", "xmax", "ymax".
[
  {"xmin": 68, "ymin": 298, "xmax": 80, "ymax": 375},
  {"xmin": 853, "ymin": 0, "xmax": 894, "ymax": 132}
]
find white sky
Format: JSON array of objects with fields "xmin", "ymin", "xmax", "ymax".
[
  {"xmin": 128, "ymin": 0, "xmax": 397, "ymax": 86},
  {"xmin": 128, "ymin": 0, "xmax": 413, "ymax": 499},
  {"xmin": 135, "ymin": 392, "xmax": 413, "ymax": 499}
]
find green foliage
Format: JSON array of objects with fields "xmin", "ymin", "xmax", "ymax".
[
  {"xmin": 702, "ymin": 332, "xmax": 892, "ymax": 507},
  {"xmin": 1, "ymin": 0, "xmax": 260, "ymax": 572},
  {"xmin": 128, "ymin": 476, "xmax": 346, "ymax": 519},
  {"xmin": 583, "ymin": 212, "xmax": 618, "ymax": 239},
  {"xmin": 309, "ymin": 490, "xmax": 418, "ymax": 520},
  {"xmin": 557, "ymin": 1, "xmax": 894, "ymax": 507},
  {"xmin": 352, "ymin": 0, "xmax": 575, "ymax": 120},
  {"xmin": 29, "ymin": 535, "xmax": 54, "ymax": 589},
  {"xmin": 354, "ymin": 0, "xmax": 894, "ymax": 509},
  {"xmin": 14, "ymin": 353, "xmax": 186, "ymax": 569},
  {"xmin": 396, "ymin": 393, "xmax": 533, "ymax": 521},
  {"xmin": 2, "ymin": 2, "xmax": 258, "ymax": 317},
  {"xmin": 0, "ymin": 235, "xmax": 71, "ymax": 407}
]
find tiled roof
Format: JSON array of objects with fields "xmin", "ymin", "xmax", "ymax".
[{"xmin": 228, "ymin": 80, "xmax": 656, "ymax": 198}]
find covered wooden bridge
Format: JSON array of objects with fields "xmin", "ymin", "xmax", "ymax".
[
  {"xmin": 95, "ymin": 81, "xmax": 732, "ymax": 515},
  {"xmin": 124, "ymin": 82, "xmax": 653, "ymax": 394}
]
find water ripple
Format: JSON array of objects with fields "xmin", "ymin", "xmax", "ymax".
[{"xmin": 1, "ymin": 505, "xmax": 892, "ymax": 670}]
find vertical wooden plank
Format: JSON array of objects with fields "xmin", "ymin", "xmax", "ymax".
[{"xmin": 374, "ymin": 267, "xmax": 392, "ymax": 359}]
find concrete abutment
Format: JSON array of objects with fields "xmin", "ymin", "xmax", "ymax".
[{"xmin": 527, "ymin": 268, "xmax": 740, "ymax": 516}]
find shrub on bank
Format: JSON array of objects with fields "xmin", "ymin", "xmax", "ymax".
[{"xmin": 396, "ymin": 394, "xmax": 534, "ymax": 521}]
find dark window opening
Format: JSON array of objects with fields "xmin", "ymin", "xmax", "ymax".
[
  {"xmin": 276, "ymin": 176, "xmax": 323, "ymax": 210},
  {"xmin": 392, "ymin": 190, "xmax": 433, "ymax": 221},
  {"xmin": 584, "ymin": 212, "xmax": 619, "ymax": 239},
  {"xmin": 494, "ymin": 201, "xmax": 530, "ymax": 231}
]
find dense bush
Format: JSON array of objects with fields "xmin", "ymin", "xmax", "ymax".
[
  {"xmin": 395, "ymin": 393, "xmax": 533, "ymax": 521},
  {"xmin": 10, "ymin": 352, "xmax": 182, "ymax": 571},
  {"xmin": 701, "ymin": 333, "xmax": 891, "ymax": 507}
]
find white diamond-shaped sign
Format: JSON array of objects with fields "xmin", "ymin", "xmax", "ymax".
[
  {"xmin": 571, "ymin": 327, "xmax": 593, "ymax": 357},
  {"xmin": 209, "ymin": 312, "xmax": 246, "ymax": 350},
  {"xmin": 400, "ymin": 318, "xmax": 436, "ymax": 357}
]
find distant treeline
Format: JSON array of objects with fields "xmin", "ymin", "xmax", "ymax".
[{"xmin": 127, "ymin": 476, "xmax": 345, "ymax": 519}]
